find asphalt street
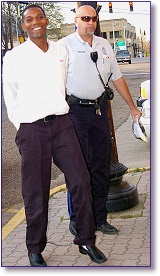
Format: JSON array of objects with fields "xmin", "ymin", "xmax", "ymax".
[{"xmin": 2, "ymin": 57, "xmax": 150, "ymax": 219}]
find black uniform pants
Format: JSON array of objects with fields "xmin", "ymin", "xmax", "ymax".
[
  {"xmin": 15, "ymin": 114, "xmax": 96, "ymax": 253},
  {"xmin": 67, "ymin": 104, "xmax": 111, "ymax": 226}
]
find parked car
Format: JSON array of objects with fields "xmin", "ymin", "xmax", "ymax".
[
  {"xmin": 116, "ymin": 50, "xmax": 131, "ymax": 64},
  {"xmin": 136, "ymin": 79, "xmax": 150, "ymax": 142},
  {"xmin": 137, "ymin": 51, "xmax": 145, "ymax": 58}
]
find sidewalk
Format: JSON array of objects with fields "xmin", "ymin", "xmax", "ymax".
[{"xmin": 1, "ymin": 116, "xmax": 151, "ymax": 268}]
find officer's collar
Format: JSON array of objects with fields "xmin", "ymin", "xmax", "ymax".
[{"xmin": 75, "ymin": 32, "xmax": 99, "ymax": 48}]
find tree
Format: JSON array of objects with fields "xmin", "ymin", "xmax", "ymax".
[
  {"xmin": 2, "ymin": 2, "xmax": 18, "ymax": 52},
  {"xmin": 35, "ymin": 2, "xmax": 65, "ymax": 40}
]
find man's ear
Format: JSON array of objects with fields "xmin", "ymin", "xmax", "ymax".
[
  {"xmin": 74, "ymin": 18, "xmax": 78, "ymax": 28},
  {"xmin": 46, "ymin": 18, "xmax": 49, "ymax": 27},
  {"xmin": 21, "ymin": 23, "xmax": 26, "ymax": 32}
]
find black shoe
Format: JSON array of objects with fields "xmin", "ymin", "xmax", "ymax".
[
  {"xmin": 97, "ymin": 222, "xmax": 118, "ymax": 234},
  {"xmin": 28, "ymin": 252, "xmax": 47, "ymax": 267},
  {"xmin": 69, "ymin": 220, "xmax": 76, "ymax": 236},
  {"xmin": 79, "ymin": 245, "xmax": 107, "ymax": 264}
]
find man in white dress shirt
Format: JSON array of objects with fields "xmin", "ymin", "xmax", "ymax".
[{"xmin": 3, "ymin": 4, "xmax": 107, "ymax": 266}]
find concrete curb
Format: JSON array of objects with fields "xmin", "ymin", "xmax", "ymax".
[{"xmin": 127, "ymin": 166, "xmax": 150, "ymax": 173}]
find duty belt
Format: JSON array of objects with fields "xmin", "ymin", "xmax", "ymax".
[
  {"xmin": 66, "ymin": 95, "xmax": 102, "ymax": 115},
  {"xmin": 79, "ymin": 99, "xmax": 97, "ymax": 106}
]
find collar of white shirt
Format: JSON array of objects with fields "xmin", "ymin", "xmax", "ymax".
[{"xmin": 75, "ymin": 32, "xmax": 99, "ymax": 49}]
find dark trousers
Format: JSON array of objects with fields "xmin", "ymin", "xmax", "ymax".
[
  {"xmin": 67, "ymin": 104, "xmax": 111, "ymax": 226},
  {"xmin": 15, "ymin": 114, "xmax": 96, "ymax": 253}
]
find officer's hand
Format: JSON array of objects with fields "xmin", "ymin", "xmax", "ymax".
[{"xmin": 131, "ymin": 107, "xmax": 142, "ymax": 123}]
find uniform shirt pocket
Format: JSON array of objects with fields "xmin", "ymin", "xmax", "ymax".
[{"xmin": 102, "ymin": 54, "xmax": 111, "ymax": 74}]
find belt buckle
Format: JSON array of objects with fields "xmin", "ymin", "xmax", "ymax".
[
  {"xmin": 79, "ymin": 99, "xmax": 95, "ymax": 106},
  {"xmin": 88, "ymin": 100, "xmax": 95, "ymax": 105}
]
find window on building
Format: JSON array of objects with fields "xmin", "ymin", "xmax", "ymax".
[
  {"xmin": 119, "ymin": 30, "xmax": 123, "ymax": 38},
  {"xmin": 110, "ymin": 30, "xmax": 123, "ymax": 39},
  {"xmin": 101, "ymin": 32, "xmax": 107, "ymax": 39},
  {"xmin": 115, "ymin": 31, "xmax": 122, "ymax": 38},
  {"xmin": 109, "ymin": 31, "xmax": 113, "ymax": 39},
  {"xmin": 126, "ymin": 31, "xmax": 129, "ymax": 38}
]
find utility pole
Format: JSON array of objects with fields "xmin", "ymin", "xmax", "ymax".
[{"xmin": 77, "ymin": 1, "xmax": 139, "ymax": 212}]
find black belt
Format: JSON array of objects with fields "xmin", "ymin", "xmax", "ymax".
[
  {"xmin": 38, "ymin": 114, "xmax": 57, "ymax": 123},
  {"xmin": 66, "ymin": 95, "xmax": 98, "ymax": 107},
  {"xmin": 79, "ymin": 99, "xmax": 97, "ymax": 106}
]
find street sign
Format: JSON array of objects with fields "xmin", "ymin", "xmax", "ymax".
[
  {"xmin": 116, "ymin": 41, "xmax": 125, "ymax": 46},
  {"xmin": 116, "ymin": 41, "xmax": 126, "ymax": 50}
]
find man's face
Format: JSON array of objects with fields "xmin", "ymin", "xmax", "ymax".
[
  {"xmin": 75, "ymin": 7, "xmax": 97, "ymax": 37},
  {"xmin": 21, "ymin": 7, "xmax": 49, "ymax": 40}
]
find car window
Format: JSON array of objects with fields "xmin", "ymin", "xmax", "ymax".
[{"xmin": 116, "ymin": 50, "xmax": 129, "ymax": 55}]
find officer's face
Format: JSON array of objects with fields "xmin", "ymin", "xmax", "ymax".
[
  {"xmin": 21, "ymin": 7, "xmax": 49, "ymax": 41},
  {"xmin": 75, "ymin": 7, "xmax": 97, "ymax": 37}
]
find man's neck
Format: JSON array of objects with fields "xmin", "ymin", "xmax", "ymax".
[
  {"xmin": 79, "ymin": 33, "xmax": 93, "ymax": 47},
  {"xmin": 30, "ymin": 38, "xmax": 48, "ymax": 52}
]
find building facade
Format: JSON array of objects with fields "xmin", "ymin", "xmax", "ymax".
[{"xmin": 61, "ymin": 18, "xmax": 137, "ymax": 56}]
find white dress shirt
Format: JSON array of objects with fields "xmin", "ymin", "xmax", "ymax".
[
  {"xmin": 3, "ymin": 39, "xmax": 69, "ymax": 130},
  {"xmin": 59, "ymin": 32, "xmax": 122, "ymax": 100}
]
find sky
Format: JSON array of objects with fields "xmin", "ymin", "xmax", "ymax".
[{"xmin": 58, "ymin": 1, "xmax": 151, "ymax": 41}]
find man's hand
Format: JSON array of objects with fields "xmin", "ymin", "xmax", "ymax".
[{"xmin": 130, "ymin": 106, "xmax": 142, "ymax": 123}]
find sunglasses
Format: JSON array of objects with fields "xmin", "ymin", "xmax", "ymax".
[{"xmin": 76, "ymin": 16, "xmax": 98, "ymax": 22}]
